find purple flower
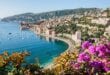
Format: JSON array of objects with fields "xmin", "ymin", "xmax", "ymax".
[
  {"xmin": 96, "ymin": 44, "xmax": 107, "ymax": 57},
  {"xmin": 105, "ymin": 43, "xmax": 110, "ymax": 54},
  {"xmin": 106, "ymin": 49, "xmax": 110, "ymax": 54},
  {"xmin": 105, "ymin": 42, "xmax": 110, "ymax": 50},
  {"xmin": 96, "ymin": 44, "xmax": 106, "ymax": 53},
  {"xmin": 82, "ymin": 41, "xmax": 92, "ymax": 49},
  {"xmin": 90, "ymin": 61, "xmax": 104, "ymax": 70},
  {"xmin": 77, "ymin": 52, "xmax": 90, "ymax": 63},
  {"xmin": 88, "ymin": 45, "xmax": 96, "ymax": 54},
  {"xmin": 104, "ymin": 62, "xmax": 110, "ymax": 72}
]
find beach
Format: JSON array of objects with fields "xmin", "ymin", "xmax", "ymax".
[{"xmin": 34, "ymin": 33, "xmax": 75, "ymax": 69}]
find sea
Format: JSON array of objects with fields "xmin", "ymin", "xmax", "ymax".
[{"xmin": 0, "ymin": 22, "xmax": 68, "ymax": 66}]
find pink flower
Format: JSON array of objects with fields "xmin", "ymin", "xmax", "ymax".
[
  {"xmin": 96, "ymin": 44, "xmax": 107, "ymax": 57},
  {"xmin": 72, "ymin": 63, "xmax": 81, "ymax": 70},
  {"xmin": 106, "ymin": 49, "xmax": 110, "ymax": 54},
  {"xmin": 96, "ymin": 44, "xmax": 106, "ymax": 53},
  {"xmin": 104, "ymin": 62, "xmax": 110, "ymax": 72},
  {"xmin": 98, "ymin": 52, "xmax": 105, "ymax": 57},
  {"xmin": 88, "ymin": 45, "xmax": 96, "ymax": 54},
  {"xmin": 77, "ymin": 52, "xmax": 90, "ymax": 63},
  {"xmin": 82, "ymin": 41, "xmax": 92, "ymax": 49},
  {"xmin": 105, "ymin": 43, "xmax": 110, "ymax": 54},
  {"xmin": 106, "ymin": 42, "xmax": 110, "ymax": 50}
]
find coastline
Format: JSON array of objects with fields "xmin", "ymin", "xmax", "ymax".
[{"xmin": 34, "ymin": 33, "xmax": 75, "ymax": 69}]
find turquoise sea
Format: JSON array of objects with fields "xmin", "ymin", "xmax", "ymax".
[{"xmin": 0, "ymin": 22, "xmax": 68, "ymax": 66}]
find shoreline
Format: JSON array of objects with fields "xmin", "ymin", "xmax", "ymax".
[{"xmin": 34, "ymin": 33, "xmax": 75, "ymax": 69}]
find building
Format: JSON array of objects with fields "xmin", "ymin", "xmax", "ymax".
[
  {"xmin": 91, "ymin": 18, "xmax": 110, "ymax": 25},
  {"xmin": 72, "ymin": 31, "xmax": 81, "ymax": 45}
]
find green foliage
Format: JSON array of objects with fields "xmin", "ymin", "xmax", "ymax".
[
  {"xmin": 25, "ymin": 64, "xmax": 43, "ymax": 75},
  {"xmin": 55, "ymin": 25, "xmax": 68, "ymax": 35},
  {"xmin": 69, "ymin": 23, "xmax": 77, "ymax": 33}
]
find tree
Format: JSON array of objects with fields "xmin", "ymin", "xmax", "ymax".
[
  {"xmin": 55, "ymin": 24, "xmax": 67, "ymax": 36},
  {"xmin": 69, "ymin": 23, "xmax": 77, "ymax": 34}
]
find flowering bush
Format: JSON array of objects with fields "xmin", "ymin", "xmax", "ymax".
[
  {"xmin": 77, "ymin": 52, "xmax": 90, "ymax": 63},
  {"xmin": 1, "ymin": 37, "xmax": 110, "ymax": 75},
  {"xmin": 81, "ymin": 41, "xmax": 92, "ymax": 49},
  {"xmin": 0, "ymin": 51, "xmax": 30, "ymax": 75},
  {"xmin": 70, "ymin": 38, "xmax": 110, "ymax": 75}
]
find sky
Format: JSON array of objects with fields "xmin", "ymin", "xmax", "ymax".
[{"xmin": 0, "ymin": 0, "xmax": 110, "ymax": 18}]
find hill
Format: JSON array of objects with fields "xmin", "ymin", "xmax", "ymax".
[{"xmin": 1, "ymin": 8, "xmax": 101, "ymax": 23}]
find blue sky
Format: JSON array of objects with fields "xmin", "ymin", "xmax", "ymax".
[{"xmin": 0, "ymin": 0, "xmax": 110, "ymax": 18}]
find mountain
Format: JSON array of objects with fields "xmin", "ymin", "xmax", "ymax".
[{"xmin": 1, "ymin": 8, "xmax": 101, "ymax": 23}]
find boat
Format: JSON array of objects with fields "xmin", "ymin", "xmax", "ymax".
[{"xmin": 9, "ymin": 33, "xmax": 12, "ymax": 35}]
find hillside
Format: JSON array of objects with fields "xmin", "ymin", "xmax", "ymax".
[{"xmin": 1, "ymin": 8, "xmax": 101, "ymax": 23}]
